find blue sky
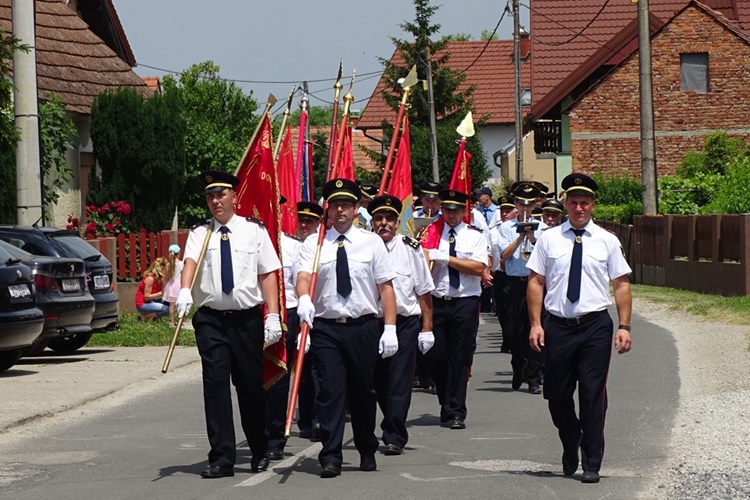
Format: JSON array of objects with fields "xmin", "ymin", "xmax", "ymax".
[{"xmin": 114, "ymin": 0, "xmax": 529, "ymax": 116}]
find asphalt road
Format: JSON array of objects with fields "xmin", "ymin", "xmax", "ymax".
[{"xmin": 0, "ymin": 308, "xmax": 678, "ymax": 499}]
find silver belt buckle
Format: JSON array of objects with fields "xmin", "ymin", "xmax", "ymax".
[
  {"xmin": 443, "ymin": 296, "xmax": 453, "ymax": 301},
  {"xmin": 335, "ymin": 317, "xmax": 348, "ymax": 324}
]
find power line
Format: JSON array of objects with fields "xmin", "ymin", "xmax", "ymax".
[
  {"xmin": 520, "ymin": 0, "xmax": 613, "ymax": 47},
  {"xmin": 455, "ymin": 1, "xmax": 511, "ymax": 75}
]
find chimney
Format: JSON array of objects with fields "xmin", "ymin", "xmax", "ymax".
[{"xmin": 520, "ymin": 27, "xmax": 530, "ymax": 60}]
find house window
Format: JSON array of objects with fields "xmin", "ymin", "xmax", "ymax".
[
  {"xmin": 520, "ymin": 88, "xmax": 532, "ymax": 106},
  {"xmin": 680, "ymin": 53, "xmax": 708, "ymax": 92}
]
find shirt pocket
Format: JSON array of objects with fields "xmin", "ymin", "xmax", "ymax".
[
  {"xmin": 392, "ymin": 265, "xmax": 413, "ymax": 300},
  {"xmin": 236, "ymin": 247, "xmax": 258, "ymax": 289},
  {"xmin": 348, "ymin": 252, "xmax": 373, "ymax": 280},
  {"xmin": 584, "ymin": 248, "xmax": 608, "ymax": 277},
  {"xmin": 548, "ymin": 248, "xmax": 569, "ymax": 275},
  {"xmin": 199, "ymin": 247, "xmax": 219, "ymax": 295}
]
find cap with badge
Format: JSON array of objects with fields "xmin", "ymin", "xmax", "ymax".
[
  {"xmin": 367, "ymin": 195, "xmax": 402, "ymax": 216},
  {"xmin": 202, "ymin": 169, "xmax": 240, "ymax": 194},
  {"xmin": 420, "ymin": 181, "xmax": 444, "ymax": 199},
  {"xmin": 498, "ymin": 194, "xmax": 515, "ymax": 208},
  {"xmin": 542, "ymin": 199, "xmax": 564, "ymax": 213},
  {"xmin": 297, "ymin": 201, "xmax": 324, "ymax": 220},
  {"xmin": 511, "ymin": 182, "xmax": 541, "ymax": 206},
  {"xmin": 359, "ymin": 183, "xmax": 378, "ymax": 200},
  {"xmin": 532, "ymin": 181, "xmax": 549, "ymax": 197},
  {"xmin": 438, "ymin": 189, "xmax": 470, "ymax": 208},
  {"xmin": 322, "ymin": 178, "xmax": 361, "ymax": 203},
  {"xmin": 562, "ymin": 173, "xmax": 598, "ymax": 196}
]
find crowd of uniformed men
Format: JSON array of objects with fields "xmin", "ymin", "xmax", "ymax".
[{"xmin": 175, "ymin": 169, "xmax": 632, "ymax": 485}]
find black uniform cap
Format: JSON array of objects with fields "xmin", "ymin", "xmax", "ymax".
[
  {"xmin": 359, "ymin": 183, "xmax": 379, "ymax": 200},
  {"xmin": 297, "ymin": 201, "xmax": 324, "ymax": 220},
  {"xmin": 498, "ymin": 194, "xmax": 515, "ymax": 208},
  {"xmin": 542, "ymin": 199, "xmax": 564, "ymax": 213},
  {"xmin": 532, "ymin": 181, "xmax": 549, "ymax": 196},
  {"xmin": 562, "ymin": 173, "xmax": 598, "ymax": 196},
  {"xmin": 202, "ymin": 169, "xmax": 240, "ymax": 194},
  {"xmin": 367, "ymin": 195, "xmax": 402, "ymax": 216},
  {"xmin": 438, "ymin": 189, "xmax": 470, "ymax": 207},
  {"xmin": 322, "ymin": 178, "xmax": 361, "ymax": 203},
  {"xmin": 512, "ymin": 183, "xmax": 541, "ymax": 205},
  {"xmin": 420, "ymin": 181, "xmax": 444, "ymax": 199}
]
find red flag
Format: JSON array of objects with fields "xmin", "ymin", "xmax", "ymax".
[
  {"xmin": 338, "ymin": 126, "xmax": 355, "ymax": 181},
  {"xmin": 234, "ymin": 115, "xmax": 287, "ymax": 389},
  {"xmin": 387, "ymin": 117, "xmax": 414, "ymax": 236},
  {"xmin": 449, "ymin": 140, "xmax": 473, "ymax": 224},
  {"xmin": 278, "ymin": 128, "xmax": 297, "ymax": 235}
]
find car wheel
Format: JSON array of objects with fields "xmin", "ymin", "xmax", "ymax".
[
  {"xmin": 23, "ymin": 338, "xmax": 50, "ymax": 357},
  {"xmin": 47, "ymin": 333, "xmax": 93, "ymax": 353},
  {"xmin": 0, "ymin": 348, "xmax": 24, "ymax": 372}
]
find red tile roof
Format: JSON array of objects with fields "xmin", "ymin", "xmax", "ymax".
[
  {"xmin": 530, "ymin": 0, "xmax": 750, "ymax": 115},
  {"xmin": 358, "ymin": 40, "xmax": 530, "ymax": 129},
  {"xmin": 0, "ymin": 0, "xmax": 151, "ymax": 115},
  {"xmin": 289, "ymin": 126, "xmax": 383, "ymax": 173},
  {"xmin": 142, "ymin": 77, "xmax": 162, "ymax": 93}
]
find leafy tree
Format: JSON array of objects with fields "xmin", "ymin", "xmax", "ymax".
[
  {"xmin": 161, "ymin": 61, "xmax": 259, "ymax": 226},
  {"xmin": 89, "ymin": 87, "xmax": 186, "ymax": 232},
  {"xmin": 481, "ymin": 29, "xmax": 499, "ymax": 41},
  {"xmin": 375, "ymin": 0, "xmax": 490, "ymax": 189},
  {"xmin": 39, "ymin": 94, "xmax": 76, "ymax": 217},
  {"xmin": 284, "ymin": 104, "xmax": 335, "ymax": 127}
]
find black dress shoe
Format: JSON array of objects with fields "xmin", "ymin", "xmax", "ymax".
[
  {"xmin": 250, "ymin": 453, "xmax": 270, "ymax": 472},
  {"xmin": 267, "ymin": 447, "xmax": 284, "ymax": 460},
  {"xmin": 562, "ymin": 449, "xmax": 578, "ymax": 476},
  {"xmin": 450, "ymin": 417, "xmax": 466, "ymax": 430},
  {"xmin": 383, "ymin": 444, "xmax": 403, "ymax": 455},
  {"xmin": 200, "ymin": 465, "xmax": 234, "ymax": 478},
  {"xmin": 511, "ymin": 372, "xmax": 524, "ymax": 391},
  {"xmin": 581, "ymin": 470, "xmax": 600, "ymax": 483},
  {"xmin": 528, "ymin": 383, "xmax": 542, "ymax": 395},
  {"xmin": 359, "ymin": 454, "xmax": 377, "ymax": 471},
  {"xmin": 320, "ymin": 462, "xmax": 341, "ymax": 478},
  {"xmin": 298, "ymin": 428, "xmax": 313, "ymax": 439}
]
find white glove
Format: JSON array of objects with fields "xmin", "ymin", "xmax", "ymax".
[
  {"xmin": 428, "ymin": 249, "xmax": 450, "ymax": 266},
  {"xmin": 175, "ymin": 288, "xmax": 193, "ymax": 318},
  {"xmin": 378, "ymin": 324, "xmax": 398, "ymax": 358},
  {"xmin": 418, "ymin": 331, "xmax": 435, "ymax": 354},
  {"xmin": 296, "ymin": 332, "xmax": 311, "ymax": 353},
  {"xmin": 264, "ymin": 313, "xmax": 282, "ymax": 346},
  {"xmin": 297, "ymin": 294, "xmax": 315, "ymax": 329}
]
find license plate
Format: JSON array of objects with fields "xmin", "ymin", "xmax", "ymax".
[
  {"xmin": 62, "ymin": 279, "xmax": 80, "ymax": 292},
  {"xmin": 8, "ymin": 284, "xmax": 30, "ymax": 298},
  {"xmin": 93, "ymin": 274, "xmax": 110, "ymax": 290}
]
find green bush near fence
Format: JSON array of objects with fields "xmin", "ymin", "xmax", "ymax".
[{"xmin": 589, "ymin": 171, "xmax": 642, "ymax": 224}]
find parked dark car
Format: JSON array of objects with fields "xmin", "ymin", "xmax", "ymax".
[
  {"xmin": 0, "ymin": 243, "xmax": 45, "ymax": 371},
  {"xmin": 0, "ymin": 226, "xmax": 118, "ymax": 351},
  {"xmin": 0, "ymin": 240, "xmax": 95, "ymax": 354}
]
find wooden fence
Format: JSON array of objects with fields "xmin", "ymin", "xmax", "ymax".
[{"xmin": 99, "ymin": 230, "xmax": 190, "ymax": 280}]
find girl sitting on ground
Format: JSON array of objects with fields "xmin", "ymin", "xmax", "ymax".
[{"xmin": 135, "ymin": 257, "xmax": 169, "ymax": 321}]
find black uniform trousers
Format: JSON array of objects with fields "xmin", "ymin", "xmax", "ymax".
[
  {"xmin": 265, "ymin": 308, "xmax": 299, "ymax": 450},
  {"xmin": 544, "ymin": 309, "xmax": 613, "ymax": 473},
  {"xmin": 312, "ymin": 315, "xmax": 379, "ymax": 467},
  {"xmin": 503, "ymin": 276, "xmax": 543, "ymax": 385},
  {"xmin": 493, "ymin": 270, "xmax": 511, "ymax": 346},
  {"xmin": 193, "ymin": 306, "xmax": 267, "ymax": 469},
  {"xmin": 375, "ymin": 314, "xmax": 420, "ymax": 448},
  {"xmin": 428, "ymin": 295, "xmax": 480, "ymax": 422}
]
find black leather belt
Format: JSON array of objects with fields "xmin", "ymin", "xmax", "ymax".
[
  {"xmin": 199, "ymin": 306, "xmax": 259, "ymax": 317},
  {"xmin": 317, "ymin": 314, "xmax": 376, "ymax": 325},
  {"xmin": 507, "ymin": 275, "xmax": 528, "ymax": 281},
  {"xmin": 549, "ymin": 309, "xmax": 606, "ymax": 327}
]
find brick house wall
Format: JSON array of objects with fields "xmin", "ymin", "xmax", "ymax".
[{"xmin": 566, "ymin": 5, "xmax": 750, "ymax": 177}]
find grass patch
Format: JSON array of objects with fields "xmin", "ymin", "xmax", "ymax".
[
  {"xmin": 88, "ymin": 313, "xmax": 197, "ymax": 347},
  {"xmin": 632, "ymin": 284, "xmax": 750, "ymax": 325}
]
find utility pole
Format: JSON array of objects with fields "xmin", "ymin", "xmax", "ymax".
[
  {"xmin": 424, "ymin": 46, "xmax": 440, "ymax": 182},
  {"xmin": 638, "ymin": 0, "xmax": 658, "ymax": 214},
  {"xmin": 13, "ymin": 0, "xmax": 43, "ymax": 225},
  {"xmin": 513, "ymin": 0, "xmax": 524, "ymax": 181}
]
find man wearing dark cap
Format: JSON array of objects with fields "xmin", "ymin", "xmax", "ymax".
[
  {"xmin": 368, "ymin": 195, "xmax": 435, "ymax": 455},
  {"xmin": 426, "ymin": 189, "xmax": 488, "ymax": 430},
  {"xmin": 357, "ymin": 182, "xmax": 378, "ymax": 230},
  {"xmin": 476, "ymin": 186, "xmax": 497, "ymax": 225},
  {"xmin": 496, "ymin": 182, "xmax": 547, "ymax": 394},
  {"xmin": 489, "ymin": 193, "xmax": 517, "ymax": 353},
  {"xmin": 541, "ymin": 199, "xmax": 565, "ymax": 228},
  {"xmin": 175, "ymin": 169, "xmax": 282, "ymax": 478},
  {"xmin": 415, "ymin": 181, "xmax": 444, "ymax": 220},
  {"xmin": 527, "ymin": 172, "xmax": 632, "ymax": 483},
  {"xmin": 295, "ymin": 178, "xmax": 398, "ymax": 478}
]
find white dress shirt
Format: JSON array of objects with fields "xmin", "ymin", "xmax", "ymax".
[
  {"xmin": 281, "ymin": 232, "xmax": 302, "ymax": 309},
  {"xmin": 431, "ymin": 221, "xmax": 488, "ymax": 298},
  {"xmin": 379, "ymin": 236, "xmax": 435, "ymax": 317},
  {"xmin": 184, "ymin": 214, "xmax": 281, "ymax": 310},
  {"xmin": 526, "ymin": 220, "xmax": 632, "ymax": 318},
  {"xmin": 297, "ymin": 225, "xmax": 395, "ymax": 319}
]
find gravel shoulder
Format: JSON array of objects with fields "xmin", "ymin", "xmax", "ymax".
[{"xmin": 636, "ymin": 298, "xmax": 750, "ymax": 499}]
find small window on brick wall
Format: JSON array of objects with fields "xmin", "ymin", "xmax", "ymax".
[{"xmin": 680, "ymin": 52, "xmax": 709, "ymax": 92}]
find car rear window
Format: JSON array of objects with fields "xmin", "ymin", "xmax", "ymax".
[
  {"xmin": 0, "ymin": 242, "xmax": 17, "ymax": 262},
  {"xmin": 0, "ymin": 239, "xmax": 32, "ymax": 259},
  {"xmin": 52, "ymin": 234, "xmax": 104, "ymax": 261}
]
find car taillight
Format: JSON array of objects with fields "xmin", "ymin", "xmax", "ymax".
[{"xmin": 34, "ymin": 274, "xmax": 58, "ymax": 291}]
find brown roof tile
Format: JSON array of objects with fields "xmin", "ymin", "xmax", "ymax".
[
  {"xmin": 358, "ymin": 40, "xmax": 530, "ymax": 129},
  {"xmin": 0, "ymin": 0, "xmax": 151, "ymax": 115}
]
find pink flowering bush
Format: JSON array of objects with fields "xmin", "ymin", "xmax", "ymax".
[{"xmin": 84, "ymin": 201, "xmax": 134, "ymax": 237}]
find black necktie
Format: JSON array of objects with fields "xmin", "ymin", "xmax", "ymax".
[
  {"xmin": 449, "ymin": 228, "xmax": 460, "ymax": 289},
  {"xmin": 219, "ymin": 226, "xmax": 234, "ymax": 295},
  {"xmin": 336, "ymin": 235, "xmax": 352, "ymax": 298},
  {"xmin": 566, "ymin": 229, "xmax": 585, "ymax": 303}
]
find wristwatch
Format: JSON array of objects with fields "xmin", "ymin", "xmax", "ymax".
[{"xmin": 618, "ymin": 324, "xmax": 631, "ymax": 332}]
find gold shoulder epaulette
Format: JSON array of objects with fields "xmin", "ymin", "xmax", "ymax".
[
  {"xmin": 468, "ymin": 224, "xmax": 484, "ymax": 233},
  {"xmin": 246, "ymin": 217, "xmax": 266, "ymax": 227},
  {"xmin": 402, "ymin": 235, "xmax": 421, "ymax": 249},
  {"xmin": 191, "ymin": 219, "xmax": 210, "ymax": 230}
]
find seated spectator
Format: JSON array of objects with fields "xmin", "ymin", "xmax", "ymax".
[
  {"xmin": 163, "ymin": 244, "xmax": 184, "ymax": 327},
  {"xmin": 135, "ymin": 257, "xmax": 169, "ymax": 321}
]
